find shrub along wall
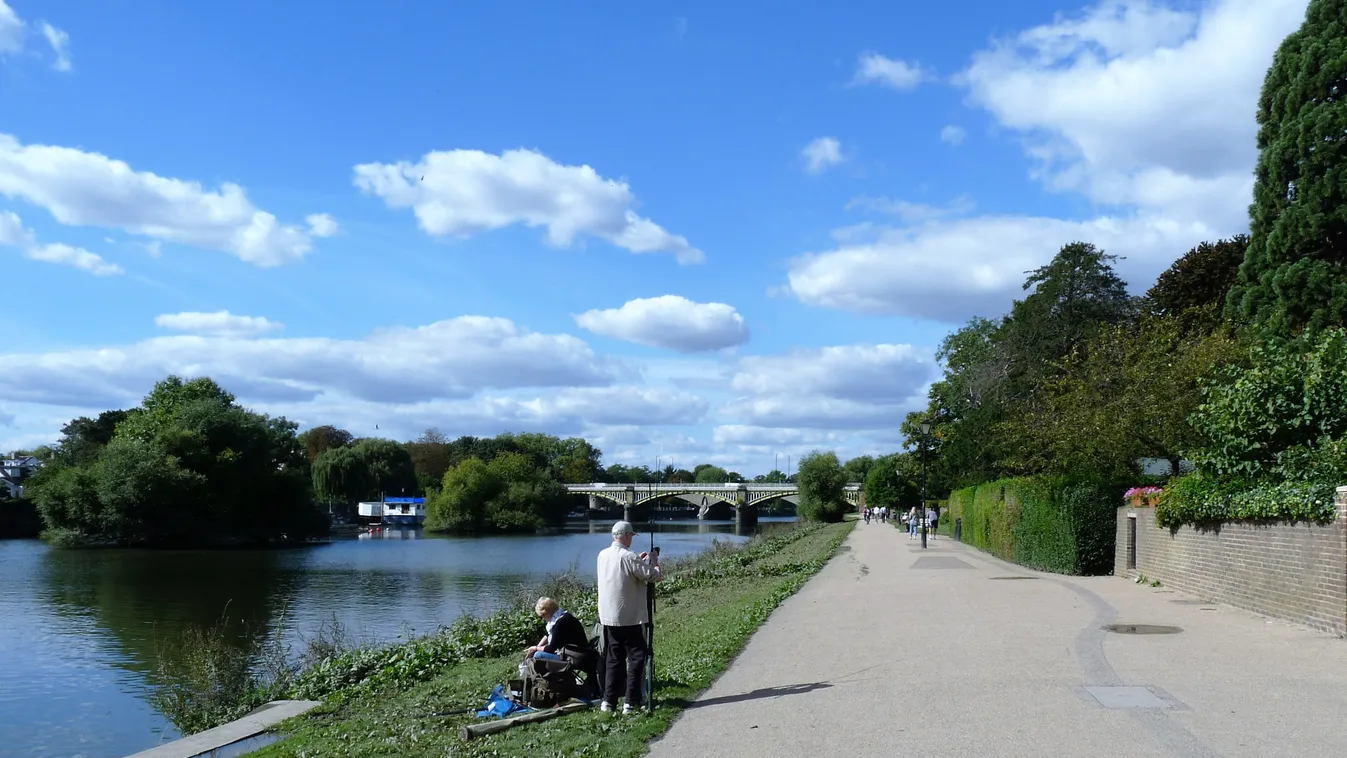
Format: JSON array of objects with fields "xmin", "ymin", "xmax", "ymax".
[{"xmin": 945, "ymin": 477, "xmax": 1117, "ymax": 575}]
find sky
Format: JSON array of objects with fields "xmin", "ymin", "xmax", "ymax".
[{"xmin": 0, "ymin": 0, "xmax": 1312, "ymax": 476}]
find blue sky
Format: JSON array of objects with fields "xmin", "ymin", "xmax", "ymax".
[{"xmin": 0, "ymin": 0, "xmax": 1310, "ymax": 474}]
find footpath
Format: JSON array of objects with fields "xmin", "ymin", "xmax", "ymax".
[{"xmin": 647, "ymin": 520, "xmax": 1347, "ymax": 758}]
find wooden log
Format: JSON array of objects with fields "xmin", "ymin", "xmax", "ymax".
[{"xmin": 458, "ymin": 700, "xmax": 590, "ymax": 741}]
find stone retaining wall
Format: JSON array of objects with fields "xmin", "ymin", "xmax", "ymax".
[{"xmin": 1115, "ymin": 486, "xmax": 1347, "ymax": 637}]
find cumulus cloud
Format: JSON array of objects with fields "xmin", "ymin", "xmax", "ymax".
[
  {"xmin": 353, "ymin": 148, "xmax": 704, "ymax": 264},
  {"xmin": 712, "ymin": 425, "xmax": 845, "ymax": 448},
  {"xmin": 575, "ymin": 296, "xmax": 749, "ymax": 353},
  {"xmin": 801, "ymin": 137, "xmax": 845, "ymax": 174},
  {"xmin": 39, "ymin": 22, "xmax": 69, "ymax": 71},
  {"xmin": 787, "ymin": 0, "xmax": 1304, "ymax": 323},
  {"xmin": 0, "ymin": 316, "xmax": 627, "ymax": 408},
  {"xmin": 852, "ymin": 52, "xmax": 930, "ymax": 90},
  {"xmin": 940, "ymin": 125, "xmax": 966, "ymax": 145},
  {"xmin": 845, "ymin": 195, "xmax": 975, "ymax": 225},
  {"xmin": 722, "ymin": 344, "xmax": 936, "ymax": 430},
  {"xmin": 0, "ymin": 133, "xmax": 333, "ymax": 266},
  {"xmin": 154, "ymin": 311, "xmax": 284, "ymax": 338},
  {"xmin": 0, "ymin": 209, "xmax": 122, "ymax": 276},
  {"xmin": 0, "ymin": 2, "xmax": 22, "ymax": 56},
  {"xmin": 305, "ymin": 213, "xmax": 340, "ymax": 238}
]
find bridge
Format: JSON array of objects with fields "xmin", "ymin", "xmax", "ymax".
[{"xmin": 564, "ymin": 482, "xmax": 865, "ymax": 524}]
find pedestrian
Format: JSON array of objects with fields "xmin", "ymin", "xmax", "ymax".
[
  {"xmin": 864, "ymin": 507, "xmax": 871, "ymax": 524},
  {"xmin": 907, "ymin": 507, "xmax": 918, "ymax": 539},
  {"xmin": 926, "ymin": 505, "xmax": 937, "ymax": 540},
  {"xmin": 597, "ymin": 520, "xmax": 664, "ymax": 715}
]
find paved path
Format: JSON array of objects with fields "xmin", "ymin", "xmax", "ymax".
[{"xmin": 647, "ymin": 521, "xmax": 1347, "ymax": 758}]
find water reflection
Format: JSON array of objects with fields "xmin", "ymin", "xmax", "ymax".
[{"xmin": 0, "ymin": 518, "xmax": 793, "ymax": 758}]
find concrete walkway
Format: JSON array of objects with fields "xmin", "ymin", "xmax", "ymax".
[{"xmin": 647, "ymin": 521, "xmax": 1347, "ymax": 758}]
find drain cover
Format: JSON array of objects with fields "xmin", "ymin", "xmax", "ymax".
[
  {"xmin": 1104, "ymin": 623, "xmax": 1183, "ymax": 635},
  {"xmin": 911, "ymin": 556, "xmax": 973, "ymax": 570},
  {"xmin": 990, "ymin": 576, "xmax": 1038, "ymax": 580},
  {"xmin": 1084, "ymin": 686, "xmax": 1172, "ymax": 709}
]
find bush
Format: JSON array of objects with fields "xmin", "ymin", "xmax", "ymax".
[
  {"xmin": 947, "ymin": 476, "xmax": 1116, "ymax": 575},
  {"xmin": 796, "ymin": 451, "xmax": 849, "ymax": 522},
  {"xmin": 1155, "ymin": 472, "xmax": 1338, "ymax": 528}
]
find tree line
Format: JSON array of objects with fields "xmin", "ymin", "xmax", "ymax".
[{"xmin": 14, "ymin": 381, "xmax": 805, "ymax": 545}]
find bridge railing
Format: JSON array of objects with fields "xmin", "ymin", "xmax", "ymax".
[{"xmin": 563, "ymin": 482, "xmax": 862, "ymax": 490}]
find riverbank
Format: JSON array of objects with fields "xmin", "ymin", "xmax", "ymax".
[{"xmin": 244, "ymin": 520, "xmax": 852, "ymax": 757}]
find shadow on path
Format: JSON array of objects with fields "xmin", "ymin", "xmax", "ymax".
[{"xmin": 672, "ymin": 682, "xmax": 833, "ymax": 710}]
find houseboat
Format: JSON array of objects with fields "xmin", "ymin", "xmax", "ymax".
[{"xmin": 371, "ymin": 495, "xmax": 422, "ymax": 525}]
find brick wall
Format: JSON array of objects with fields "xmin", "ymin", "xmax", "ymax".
[{"xmin": 1114, "ymin": 486, "xmax": 1347, "ymax": 637}]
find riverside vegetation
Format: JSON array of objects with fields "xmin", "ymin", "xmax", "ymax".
[{"xmin": 150, "ymin": 520, "xmax": 853, "ymax": 756}]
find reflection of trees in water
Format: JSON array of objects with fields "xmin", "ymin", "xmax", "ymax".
[{"xmin": 38, "ymin": 547, "xmax": 299, "ymax": 677}]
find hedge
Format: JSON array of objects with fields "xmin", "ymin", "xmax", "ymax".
[{"xmin": 944, "ymin": 476, "xmax": 1116, "ymax": 575}]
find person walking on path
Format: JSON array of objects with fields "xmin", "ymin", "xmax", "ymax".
[{"xmin": 597, "ymin": 520, "xmax": 664, "ymax": 714}]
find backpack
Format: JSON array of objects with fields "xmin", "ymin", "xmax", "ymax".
[{"xmin": 521, "ymin": 656, "xmax": 579, "ymax": 708}]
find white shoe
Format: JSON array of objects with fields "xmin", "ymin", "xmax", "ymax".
[
  {"xmin": 600, "ymin": 701, "xmax": 615, "ymax": 712},
  {"xmin": 622, "ymin": 704, "xmax": 636, "ymax": 715}
]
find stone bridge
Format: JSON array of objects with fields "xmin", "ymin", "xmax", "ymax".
[{"xmin": 564, "ymin": 482, "xmax": 864, "ymax": 523}]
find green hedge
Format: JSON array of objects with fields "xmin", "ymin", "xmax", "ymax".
[
  {"xmin": 945, "ymin": 477, "xmax": 1116, "ymax": 575},
  {"xmin": 1155, "ymin": 473, "xmax": 1339, "ymax": 528}
]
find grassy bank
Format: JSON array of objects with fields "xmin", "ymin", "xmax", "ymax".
[{"xmin": 242, "ymin": 521, "xmax": 851, "ymax": 757}]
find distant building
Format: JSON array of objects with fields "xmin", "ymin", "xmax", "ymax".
[{"xmin": 1, "ymin": 456, "xmax": 43, "ymax": 499}]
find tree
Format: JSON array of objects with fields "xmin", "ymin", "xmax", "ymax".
[
  {"xmin": 1228, "ymin": 0, "xmax": 1347, "ymax": 338},
  {"xmin": 1148, "ymin": 236, "xmax": 1249, "ymax": 322},
  {"xmin": 424, "ymin": 451, "xmax": 569, "ymax": 533},
  {"xmin": 754, "ymin": 469, "xmax": 788, "ymax": 483},
  {"xmin": 1027, "ymin": 315, "xmax": 1243, "ymax": 481},
  {"xmin": 52, "ymin": 410, "xmax": 129, "ymax": 465},
  {"xmin": 795, "ymin": 451, "xmax": 848, "ymax": 522},
  {"xmin": 298, "ymin": 425, "xmax": 354, "ymax": 464},
  {"xmin": 694, "ymin": 465, "xmax": 728, "ymax": 483},
  {"xmin": 404, "ymin": 428, "xmax": 453, "ymax": 492},
  {"xmin": 424, "ymin": 457, "xmax": 496, "ymax": 532},
  {"xmin": 312, "ymin": 438, "xmax": 418, "ymax": 509},
  {"xmin": 29, "ymin": 375, "xmax": 325, "ymax": 547},
  {"xmin": 841, "ymin": 455, "xmax": 875, "ymax": 484},
  {"xmin": 863, "ymin": 454, "xmax": 919, "ymax": 512},
  {"xmin": 668, "ymin": 468, "xmax": 694, "ymax": 483}
]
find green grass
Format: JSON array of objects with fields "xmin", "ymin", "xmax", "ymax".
[{"xmin": 251, "ymin": 521, "xmax": 853, "ymax": 758}]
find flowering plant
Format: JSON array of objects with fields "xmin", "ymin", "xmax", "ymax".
[{"xmin": 1122, "ymin": 486, "xmax": 1163, "ymax": 502}]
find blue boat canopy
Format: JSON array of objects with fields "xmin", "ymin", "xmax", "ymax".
[{"xmin": 384, "ymin": 497, "xmax": 425, "ymax": 504}]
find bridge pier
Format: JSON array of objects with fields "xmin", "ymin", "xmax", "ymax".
[{"xmin": 736, "ymin": 503, "xmax": 758, "ymax": 530}]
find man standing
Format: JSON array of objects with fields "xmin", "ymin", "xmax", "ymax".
[{"xmin": 597, "ymin": 520, "xmax": 664, "ymax": 714}]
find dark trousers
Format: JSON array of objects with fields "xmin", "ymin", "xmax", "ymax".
[{"xmin": 602, "ymin": 624, "xmax": 649, "ymax": 706}]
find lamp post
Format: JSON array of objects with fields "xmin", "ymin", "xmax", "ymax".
[{"xmin": 920, "ymin": 419, "xmax": 931, "ymax": 550}]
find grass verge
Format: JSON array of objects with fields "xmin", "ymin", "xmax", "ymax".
[{"xmin": 248, "ymin": 521, "xmax": 852, "ymax": 758}]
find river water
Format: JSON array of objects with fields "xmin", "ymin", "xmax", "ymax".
[{"xmin": 0, "ymin": 517, "xmax": 792, "ymax": 758}]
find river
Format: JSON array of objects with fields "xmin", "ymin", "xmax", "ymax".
[{"xmin": 0, "ymin": 517, "xmax": 793, "ymax": 758}]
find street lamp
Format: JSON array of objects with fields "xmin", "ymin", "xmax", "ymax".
[{"xmin": 919, "ymin": 419, "xmax": 932, "ymax": 550}]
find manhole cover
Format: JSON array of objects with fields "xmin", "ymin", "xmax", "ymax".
[
  {"xmin": 1104, "ymin": 624, "xmax": 1183, "ymax": 635},
  {"xmin": 990, "ymin": 576, "xmax": 1038, "ymax": 580}
]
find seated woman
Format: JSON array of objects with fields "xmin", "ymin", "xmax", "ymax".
[
  {"xmin": 525, "ymin": 597, "xmax": 588, "ymax": 661},
  {"xmin": 525, "ymin": 596, "xmax": 601, "ymax": 698}
]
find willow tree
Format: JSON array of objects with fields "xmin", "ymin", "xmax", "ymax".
[{"xmin": 1228, "ymin": 0, "xmax": 1347, "ymax": 338}]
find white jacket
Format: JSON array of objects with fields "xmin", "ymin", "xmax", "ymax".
[{"xmin": 597, "ymin": 541, "xmax": 663, "ymax": 627}]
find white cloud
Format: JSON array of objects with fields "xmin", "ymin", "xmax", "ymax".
[
  {"xmin": 0, "ymin": 316, "xmax": 627, "ymax": 409},
  {"xmin": 721, "ymin": 344, "xmax": 936, "ymax": 430},
  {"xmin": 801, "ymin": 137, "xmax": 846, "ymax": 174},
  {"xmin": 732, "ymin": 344, "xmax": 936, "ymax": 404},
  {"xmin": 940, "ymin": 125, "xmax": 966, "ymax": 145},
  {"xmin": 353, "ymin": 147, "xmax": 704, "ymax": 264},
  {"xmin": 845, "ymin": 195, "xmax": 975, "ymax": 224},
  {"xmin": 0, "ymin": 2, "xmax": 22, "ymax": 55},
  {"xmin": 852, "ymin": 52, "xmax": 930, "ymax": 90},
  {"xmin": 0, "ymin": 407, "xmax": 13, "ymax": 426},
  {"xmin": 712, "ymin": 425, "xmax": 845, "ymax": 448},
  {"xmin": 575, "ymin": 296, "xmax": 749, "ymax": 353},
  {"xmin": 154, "ymin": 311, "xmax": 284, "ymax": 338},
  {"xmin": 0, "ymin": 133, "xmax": 333, "ymax": 266},
  {"xmin": 961, "ymin": 0, "xmax": 1305, "ymax": 212},
  {"xmin": 39, "ymin": 22, "xmax": 69, "ymax": 71},
  {"xmin": 305, "ymin": 213, "xmax": 340, "ymax": 238},
  {"xmin": 787, "ymin": 0, "xmax": 1304, "ymax": 322},
  {"xmin": 27, "ymin": 243, "xmax": 122, "ymax": 276},
  {"xmin": 0, "ymin": 209, "xmax": 123, "ymax": 276}
]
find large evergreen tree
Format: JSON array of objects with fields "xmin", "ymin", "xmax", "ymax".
[{"xmin": 1228, "ymin": 0, "xmax": 1347, "ymax": 338}]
